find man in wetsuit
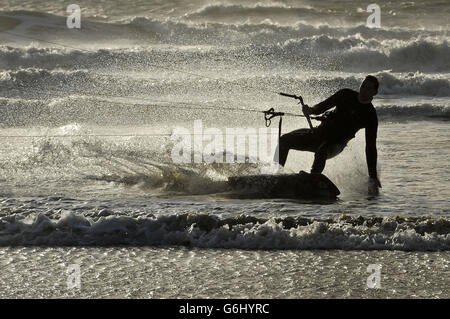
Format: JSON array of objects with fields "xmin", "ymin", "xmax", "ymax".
[{"xmin": 277, "ymin": 75, "xmax": 382, "ymax": 194}]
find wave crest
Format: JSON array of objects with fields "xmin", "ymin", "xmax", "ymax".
[
  {"xmin": 1, "ymin": 212, "xmax": 449, "ymax": 250},
  {"xmin": 186, "ymin": 3, "xmax": 319, "ymax": 18}
]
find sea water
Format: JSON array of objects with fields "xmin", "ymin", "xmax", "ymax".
[{"xmin": 0, "ymin": 0, "xmax": 449, "ymax": 298}]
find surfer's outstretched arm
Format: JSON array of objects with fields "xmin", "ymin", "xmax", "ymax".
[
  {"xmin": 365, "ymin": 111, "xmax": 381, "ymax": 192},
  {"xmin": 310, "ymin": 89, "xmax": 347, "ymax": 115}
]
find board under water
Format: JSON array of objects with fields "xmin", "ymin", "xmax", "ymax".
[{"xmin": 227, "ymin": 171, "xmax": 340, "ymax": 199}]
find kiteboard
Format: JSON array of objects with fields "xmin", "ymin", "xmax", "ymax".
[{"xmin": 227, "ymin": 170, "xmax": 340, "ymax": 199}]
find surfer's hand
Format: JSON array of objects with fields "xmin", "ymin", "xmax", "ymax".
[
  {"xmin": 302, "ymin": 104, "xmax": 312, "ymax": 116},
  {"xmin": 368, "ymin": 177, "xmax": 381, "ymax": 195}
]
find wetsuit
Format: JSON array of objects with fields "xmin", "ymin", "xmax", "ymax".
[{"xmin": 277, "ymin": 88, "xmax": 378, "ymax": 179}]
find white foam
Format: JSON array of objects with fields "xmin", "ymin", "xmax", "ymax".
[{"xmin": 1, "ymin": 212, "xmax": 449, "ymax": 250}]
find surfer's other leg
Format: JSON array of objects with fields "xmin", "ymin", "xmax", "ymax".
[
  {"xmin": 276, "ymin": 137, "xmax": 289, "ymax": 166},
  {"xmin": 276, "ymin": 128, "xmax": 319, "ymax": 166}
]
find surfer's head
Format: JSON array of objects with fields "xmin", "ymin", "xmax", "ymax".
[{"xmin": 359, "ymin": 75, "xmax": 379, "ymax": 103}]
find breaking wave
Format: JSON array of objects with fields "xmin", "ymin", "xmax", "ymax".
[
  {"xmin": 185, "ymin": 3, "xmax": 320, "ymax": 18},
  {"xmin": 0, "ymin": 212, "xmax": 449, "ymax": 251},
  {"xmin": 376, "ymin": 104, "xmax": 450, "ymax": 119},
  {"xmin": 1, "ymin": 10, "xmax": 447, "ymax": 46},
  {"xmin": 2, "ymin": 62, "xmax": 450, "ymax": 98},
  {"xmin": 244, "ymin": 37, "xmax": 450, "ymax": 72},
  {"xmin": 2, "ymin": 36, "xmax": 449, "ymax": 72}
]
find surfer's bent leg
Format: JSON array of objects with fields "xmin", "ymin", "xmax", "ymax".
[
  {"xmin": 311, "ymin": 142, "xmax": 329, "ymax": 174},
  {"xmin": 311, "ymin": 140, "xmax": 347, "ymax": 174},
  {"xmin": 276, "ymin": 128, "xmax": 320, "ymax": 166}
]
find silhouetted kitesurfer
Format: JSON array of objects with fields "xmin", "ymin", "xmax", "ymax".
[{"xmin": 277, "ymin": 75, "xmax": 382, "ymax": 194}]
